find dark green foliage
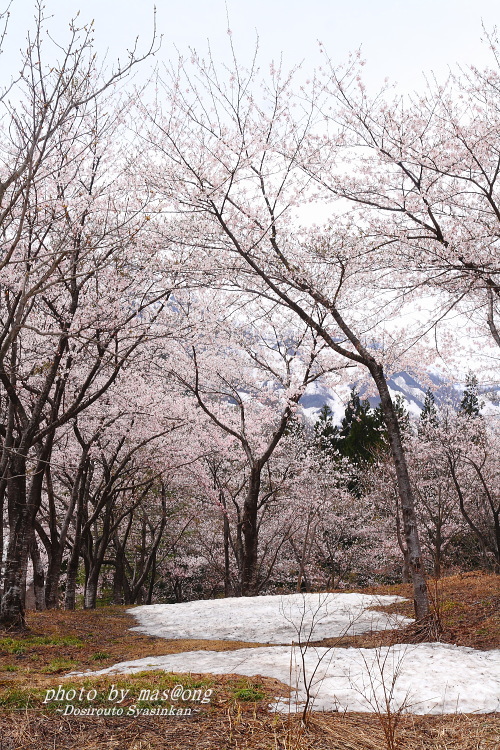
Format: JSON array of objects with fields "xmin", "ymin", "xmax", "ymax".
[
  {"xmin": 314, "ymin": 392, "xmax": 386, "ymax": 466},
  {"xmin": 313, "ymin": 404, "xmax": 338, "ymax": 455},
  {"xmin": 459, "ymin": 372, "xmax": 482, "ymax": 417},
  {"xmin": 420, "ymin": 388, "xmax": 439, "ymax": 430},
  {"xmin": 337, "ymin": 391, "xmax": 386, "ymax": 464},
  {"xmin": 313, "ymin": 390, "xmax": 411, "ymax": 497},
  {"xmin": 314, "ymin": 390, "xmax": 390, "ymax": 497},
  {"xmin": 314, "ymin": 390, "xmax": 411, "ymax": 465},
  {"xmin": 380, "ymin": 393, "xmax": 411, "ymax": 438}
]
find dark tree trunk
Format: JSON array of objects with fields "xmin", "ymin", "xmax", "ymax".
[
  {"xmin": 434, "ymin": 524, "xmax": 443, "ymax": 579},
  {"xmin": 240, "ymin": 465, "xmax": 261, "ymax": 596},
  {"xmin": 64, "ymin": 481, "xmax": 86, "ymax": 610},
  {"xmin": 127, "ymin": 511, "xmax": 167, "ymax": 604},
  {"xmin": 223, "ymin": 511, "xmax": 232, "ymax": 597},
  {"xmin": 112, "ymin": 548, "xmax": 125, "ymax": 605},
  {"xmin": 44, "ymin": 460, "xmax": 83, "ymax": 609},
  {"xmin": 84, "ymin": 573, "xmax": 99, "ymax": 610},
  {"xmin": 2, "ymin": 456, "xmax": 30, "ymax": 628},
  {"xmin": 1, "ymin": 435, "xmax": 54, "ymax": 628},
  {"xmin": 84, "ymin": 536, "xmax": 108, "ymax": 609},
  {"xmin": 395, "ymin": 493, "xmax": 411, "ymax": 583},
  {"xmin": 146, "ymin": 550, "xmax": 157, "ymax": 605},
  {"xmin": 370, "ymin": 363, "xmax": 429, "ymax": 619},
  {"xmin": 64, "ymin": 549, "xmax": 79, "ymax": 611},
  {"xmin": 44, "ymin": 548, "xmax": 63, "ymax": 610},
  {"xmin": 31, "ymin": 532, "xmax": 46, "ymax": 611}
]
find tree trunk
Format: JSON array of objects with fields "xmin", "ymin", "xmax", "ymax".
[
  {"xmin": 44, "ymin": 544, "xmax": 63, "ymax": 610},
  {"xmin": 1, "ymin": 436, "xmax": 54, "ymax": 627},
  {"xmin": 370, "ymin": 364, "xmax": 429, "ymax": 618},
  {"xmin": 146, "ymin": 551, "xmax": 157, "ymax": 605},
  {"xmin": 44, "ymin": 460, "xmax": 83, "ymax": 609},
  {"xmin": 84, "ymin": 541, "xmax": 107, "ymax": 609},
  {"xmin": 64, "ymin": 490, "xmax": 85, "ymax": 610},
  {"xmin": 240, "ymin": 465, "xmax": 261, "ymax": 595},
  {"xmin": 112, "ymin": 548, "xmax": 125, "ymax": 605},
  {"xmin": 84, "ymin": 573, "xmax": 99, "ymax": 610},
  {"xmin": 394, "ymin": 494, "xmax": 411, "ymax": 583},
  {"xmin": 64, "ymin": 550, "xmax": 80, "ymax": 611},
  {"xmin": 223, "ymin": 507, "xmax": 232, "ymax": 597},
  {"xmin": 31, "ymin": 532, "xmax": 46, "ymax": 611},
  {"xmin": 1, "ymin": 456, "xmax": 30, "ymax": 628}
]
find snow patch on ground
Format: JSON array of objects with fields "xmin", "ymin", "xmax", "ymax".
[
  {"xmin": 71, "ymin": 643, "xmax": 500, "ymax": 715},
  {"xmin": 67, "ymin": 593, "xmax": 500, "ymax": 715},
  {"xmin": 128, "ymin": 593, "xmax": 412, "ymax": 644}
]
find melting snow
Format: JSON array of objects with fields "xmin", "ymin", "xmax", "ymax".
[
  {"xmin": 69, "ymin": 593, "xmax": 500, "ymax": 714},
  {"xmin": 128, "ymin": 592, "xmax": 412, "ymax": 643},
  {"xmin": 73, "ymin": 642, "xmax": 500, "ymax": 715}
]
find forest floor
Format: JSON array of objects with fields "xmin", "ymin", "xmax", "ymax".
[{"xmin": 0, "ymin": 571, "xmax": 498, "ymax": 749}]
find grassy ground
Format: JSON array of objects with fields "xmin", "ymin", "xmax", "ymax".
[{"xmin": 0, "ymin": 572, "xmax": 498, "ymax": 749}]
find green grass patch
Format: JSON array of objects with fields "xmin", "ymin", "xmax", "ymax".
[
  {"xmin": 0, "ymin": 672, "xmax": 216, "ymax": 713},
  {"xmin": 0, "ymin": 635, "xmax": 84, "ymax": 654},
  {"xmin": 0, "ymin": 687, "xmax": 37, "ymax": 709},
  {"xmin": 232, "ymin": 680, "xmax": 266, "ymax": 702},
  {"xmin": 8, "ymin": 645, "xmax": 26, "ymax": 656},
  {"xmin": 41, "ymin": 658, "xmax": 78, "ymax": 674}
]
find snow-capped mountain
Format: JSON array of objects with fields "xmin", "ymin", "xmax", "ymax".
[{"xmin": 299, "ymin": 371, "xmax": 500, "ymax": 424}]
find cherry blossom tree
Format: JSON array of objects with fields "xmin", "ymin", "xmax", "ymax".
[
  {"xmin": 0, "ymin": 7, "xmax": 165, "ymax": 627},
  {"xmin": 304, "ymin": 43, "xmax": 500, "ymax": 353},
  {"xmin": 166, "ymin": 290, "xmax": 343, "ymax": 595},
  {"xmin": 6, "ymin": 13, "xmax": 500, "ymax": 623},
  {"xmin": 146, "ymin": 52, "xmax": 430, "ymax": 617},
  {"xmin": 369, "ymin": 427, "xmax": 465, "ymax": 580},
  {"xmin": 438, "ymin": 414, "xmax": 500, "ymax": 572},
  {"xmin": 26, "ymin": 348, "xmax": 192, "ymax": 611}
]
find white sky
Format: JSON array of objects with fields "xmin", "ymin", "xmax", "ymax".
[
  {"xmin": 2, "ymin": 1, "xmax": 499, "ymax": 383},
  {"xmin": 2, "ymin": 0, "xmax": 500, "ymax": 93}
]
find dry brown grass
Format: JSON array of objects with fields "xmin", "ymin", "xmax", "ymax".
[
  {"xmin": 0, "ymin": 705, "xmax": 498, "ymax": 750},
  {"xmin": 0, "ymin": 572, "xmax": 498, "ymax": 749},
  {"xmin": 313, "ymin": 571, "xmax": 500, "ymax": 651}
]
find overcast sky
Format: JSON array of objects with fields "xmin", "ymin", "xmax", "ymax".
[
  {"xmin": 2, "ymin": 1, "xmax": 498, "ymax": 380},
  {"xmin": 2, "ymin": 0, "xmax": 500, "ymax": 93}
]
